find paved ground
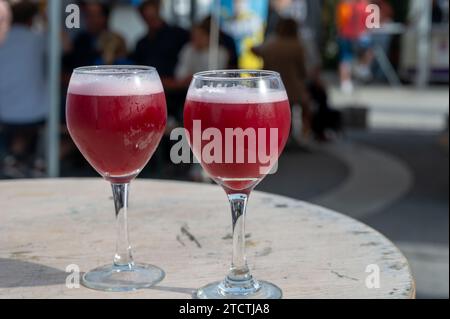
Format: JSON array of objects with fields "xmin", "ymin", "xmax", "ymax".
[
  {"xmin": 259, "ymin": 146, "xmax": 349, "ymax": 200},
  {"xmin": 349, "ymin": 130, "xmax": 448, "ymax": 245},
  {"xmin": 330, "ymin": 84, "xmax": 449, "ymax": 131},
  {"xmin": 349, "ymin": 130, "xmax": 449, "ymax": 299}
]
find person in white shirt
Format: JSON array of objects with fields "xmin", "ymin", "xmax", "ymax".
[
  {"xmin": 0, "ymin": 2, "xmax": 48, "ymax": 177},
  {"xmin": 175, "ymin": 23, "xmax": 229, "ymax": 82},
  {"xmin": 174, "ymin": 22, "xmax": 229, "ymax": 183}
]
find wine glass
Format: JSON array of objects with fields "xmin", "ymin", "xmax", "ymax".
[
  {"xmin": 66, "ymin": 66, "xmax": 167, "ymax": 291},
  {"xmin": 184, "ymin": 70, "xmax": 291, "ymax": 299}
]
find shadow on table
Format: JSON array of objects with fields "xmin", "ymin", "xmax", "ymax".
[
  {"xmin": 0, "ymin": 258, "xmax": 197, "ymax": 296},
  {"xmin": 0, "ymin": 258, "xmax": 67, "ymax": 288}
]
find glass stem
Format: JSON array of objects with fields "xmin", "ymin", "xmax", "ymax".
[
  {"xmin": 111, "ymin": 183, "xmax": 134, "ymax": 268},
  {"xmin": 221, "ymin": 193, "xmax": 259, "ymax": 294}
]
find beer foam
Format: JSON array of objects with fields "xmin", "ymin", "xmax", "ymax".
[
  {"xmin": 68, "ymin": 74, "xmax": 164, "ymax": 96},
  {"xmin": 187, "ymin": 85, "xmax": 288, "ymax": 104}
]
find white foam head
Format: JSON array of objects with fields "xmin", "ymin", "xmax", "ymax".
[
  {"xmin": 68, "ymin": 72, "xmax": 164, "ymax": 96},
  {"xmin": 187, "ymin": 85, "xmax": 288, "ymax": 104}
]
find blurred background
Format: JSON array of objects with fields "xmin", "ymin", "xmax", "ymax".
[{"xmin": 0, "ymin": 0, "xmax": 448, "ymax": 298}]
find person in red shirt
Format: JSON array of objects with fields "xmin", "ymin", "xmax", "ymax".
[{"xmin": 336, "ymin": 0, "xmax": 373, "ymax": 93}]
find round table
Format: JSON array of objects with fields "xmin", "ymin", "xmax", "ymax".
[{"xmin": 0, "ymin": 179, "xmax": 415, "ymax": 299}]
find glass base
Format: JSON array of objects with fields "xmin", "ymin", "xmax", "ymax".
[
  {"xmin": 195, "ymin": 280, "xmax": 282, "ymax": 299},
  {"xmin": 82, "ymin": 263, "xmax": 165, "ymax": 292}
]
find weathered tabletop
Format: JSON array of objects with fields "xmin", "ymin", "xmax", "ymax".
[{"xmin": 0, "ymin": 179, "xmax": 415, "ymax": 299}]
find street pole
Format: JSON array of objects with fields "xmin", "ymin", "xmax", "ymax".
[
  {"xmin": 47, "ymin": 0, "xmax": 61, "ymax": 177},
  {"xmin": 208, "ymin": 0, "xmax": 220, "ymax": 70},
  {"xmin": 415, "ymin": 0, "xmax": 432, "ymax": 88}
]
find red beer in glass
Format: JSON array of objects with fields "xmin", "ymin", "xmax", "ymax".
[
  {"xmin": 66, "ymin": 66, "xmax": 166, "ymax": 291},
  {"xmin": 184, "ymin": 87, "xmax": 290, "ymax": 191},
  {"xmin": 184, "ymin": 70, "xmax": 291, "ymax": 299}
]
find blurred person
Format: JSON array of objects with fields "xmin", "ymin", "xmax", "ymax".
[
  {"xmin": 61, "ymin": 2, "xmax": 129, "ymax": 173},
  {"xmin": 174, "ymin": 22, "xmax": 230, "ymax": 182},
  {"xmin": 301, "ymin": 30, "xmax": 342, "ymax": 141},
  {"xmin": 175, "ymin": 23, "xmax": 229, "ymax": 83},
  {"xmin": 295, "ymin": 13, "xmax": 342, "ymax": 141},
  {"xmin": 133, "ymin": 0, "xmax": 189, "ymax": 122},
  {"xmin": 261, "ymin": 14, "xmax": 341, "ymax": 142},
  {"xmin": 336, "ymin": 0, "xmax": 373, "ymax": 93},
  {"xmin": 0, "ymin": 0, "xmax": 11, "ymax": 44},
  {"xmin": 133, "ymin": 0, "xmax": 189, "ymax": 78},
  {"xmin": 253, "ymin": 18, "xmax": 312, "ymax": 140},
  {"xmin": 0, "ymin": 1, "xmax": 48, "ymax": 178},
  {"xmin": 174, "ymin": 21, "xmax": 229, "ymax": 183},
  {"xmin": 132, "ymin": 0, "xmax": 190, "ymax": 178},
  {"xmin": 95, "ymin": 31, "xmax": 132, "ymax": 65},
  {"xmin": 64, "ymin": 1, "xmax": 119, "ymax": 69},
  {"xmin": 308, "ymin": 74, "xmax": 343, "ymax": 142},
  {"xmin": 432, "ymin": 0, "xmax": 445, "ymax": 24}
]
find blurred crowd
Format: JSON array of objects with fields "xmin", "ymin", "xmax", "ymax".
[{"xmin": 0, "ymin": 0, "xmax": 448, "ymax": 179}]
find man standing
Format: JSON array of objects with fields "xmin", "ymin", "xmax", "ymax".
[
  {"xmin": 133, "ymin": 0, "xmax": 189, "ymax": 78},
  {"xmin": 64, "ymin": 1, "xmax": 116, "ymax": 69},
  {"xmin": 132, "ymin": 0, "xmax": 190, "ymax": 173},
  {"xmin": 254, "ymin": 18, "xmax": 312, "ymax": 139},
  {"xmin": 0, "ymin": 2, "xmax": 48, "ymax": 177}
]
